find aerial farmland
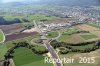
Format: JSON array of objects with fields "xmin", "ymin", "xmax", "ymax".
[{"xmin": 0, "ymin": 0, "xmax": 100, "ymax": 66}]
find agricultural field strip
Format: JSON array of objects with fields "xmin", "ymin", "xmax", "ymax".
[
  {"xmin": 13, "ymin": 47, "xmax": 53, "ymax": 66},
  {"xmin": 0, "ymin": 29, "xmax": 5, "ymax": 43},
  {"xmin": 87, "ymin": 23, "xmax": 100, "ymax": 28},
  {"xmin": 76, "ymin": 24, "xmax": 100, "ymax": 38},
  {"xmin": 58, "ymin": 27, "xmax": 86, "ymax": 43},
  {"xmin": 80, "ymin": 34, "xmax": 97, "ymax": 40}
]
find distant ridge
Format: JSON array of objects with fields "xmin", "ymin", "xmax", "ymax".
[{"xmin": 0, "ymin": 0, "xmax": 100, "ymax": 7}]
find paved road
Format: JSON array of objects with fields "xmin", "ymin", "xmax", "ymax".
[
  {"xmin": 41, "ymin": 35, "xmax": 62, "ymax": 66},
  {"xmin": 43, "ymin": 39, "xmax": 62, "ymax": 66}
]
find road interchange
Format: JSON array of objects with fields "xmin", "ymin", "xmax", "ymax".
[{"xmin": 33, "ymin": 20, "xmax": 63, "ymax": 66}]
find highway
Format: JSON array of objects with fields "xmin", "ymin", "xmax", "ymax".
[{"xmin": 43, "ymin": 39, "xmax": 62, "ymax": 66}]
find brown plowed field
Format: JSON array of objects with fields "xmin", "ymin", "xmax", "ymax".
[
  {"xmin": 5, "ymin": 32, "xmax": 38, "ymax": 42},
  {"xmin": 76, "ymin": 24, "xmax": 100, "ymax": 37},
  {"xmin": 0, "ymin": 23, "xmax": 25, "ymax": 35},
  {"xmin": 65, "ymin": 34, "xmax": 85, "ymax": 44}
]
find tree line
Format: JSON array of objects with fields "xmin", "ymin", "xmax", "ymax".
[
  {"xmin": 50, "ymin": 40, "xmax": 100, "ymax": 54},
  {"xmin": 0, "ymin": 17, "xmax": 21, "ymax": 25},
  {"xmin": 0, "ymin": 16, "xmax": 30, "ymax": 25}
]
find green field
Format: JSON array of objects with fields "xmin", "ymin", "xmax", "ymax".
[
  {"xmin": 4, "ymin": 14, "xmax": 57, "ymax": 22},
  {"xmin": 58, "ymin": 27, "xmax": 75, "ymax": 42},
  {"xmin": 87, "ymin": 23, "xmax": 100, "ymax": 28},
  {"xmin": 5, "ymin": 41, "xmax": 15, "ymax": 50},
  {"xmin": 46, "ymin": 31, "xmax": 59, "ymax": 38},
  {"xmin": 80, "ymin": 34, "xmax": 97, "ymax": 40},
  {"xmin": 92, "ymin": 6, "xmax": 100, "ymax": 10},
  {"xmin": 13, "ymin": 47, "xmax": 53, "ymax": 66},
  {"xmin": 0, "ymin": 31, "xmax": 4, "ymax": 42},
  {"xmin": 34, "ymin": 45, "xmax": 46, "ymax": 51},
  {"xmin": 0, "ymin": 44, "xmax": 7, "ymax": 60},
  {"xmin": 4, "ymin": 15, "xmax": 24, "ymax": 21},
  {"xmin": 0, "ymin": 36, "xmax": 35, "ymax": 60},
  {"xmin": 62, "ymin": 27, "xmax": 77, "ymax": 35},
  {"xmin": 0, "ymin": 41, "xmax": 15, "ymax": 60},
  {"xmin": 71, "ymin": 43, "xmax": 95, "ymax": 50},
  {"xmin": 58, "ymin": 35, "xmax": 72, "ymax": 42},
  {"xmin": 27, "ymin": 14, "xmax": 57, "ymax": 21}
]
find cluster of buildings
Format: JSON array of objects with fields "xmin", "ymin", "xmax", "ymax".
[{"xmin": 38, "ymin": 22, "xmax": 80, "ymax": 33}]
